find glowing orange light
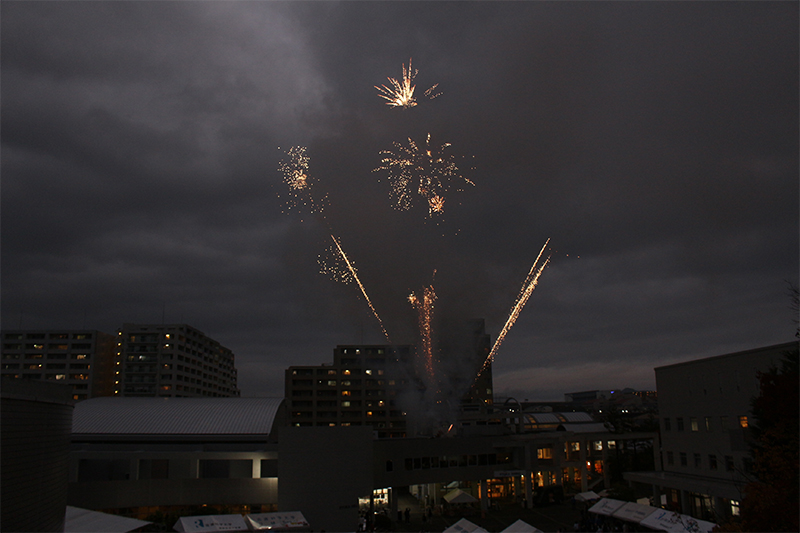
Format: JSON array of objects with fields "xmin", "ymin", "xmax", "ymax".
[{"xmin": 375, "ymin": 59, "xmax": 440, "ymax": 109}]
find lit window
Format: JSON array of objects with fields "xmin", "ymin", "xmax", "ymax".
[
  {"xmin": 738, "ymin": 416, "xmax": 748, "ymax": 428},
  {"xmin": 690, "ymin": 417, "xmax": 698, "ymax": 431},
  {"xmin": 537, "ymin": 448, "xmax": 552, "ymax": 459},
  {"xmin": 731, "ymin": 500, "xmax": 740, "ymax": 516},
  {"xmin": 593, "ymin": 441, "xmax": 603, "ymax": 451}
]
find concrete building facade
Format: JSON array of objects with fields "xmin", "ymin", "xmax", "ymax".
[
  {"xmin": 625, "ymin": 341, "xmax": 798, "ymax": 523},
  {"xmin": 115, "ymin": 323, "xmax": 239, "ymax": 398},
  {"xmin": 1, "ymin": 329, "xmax": 116, "ymax": 401}
]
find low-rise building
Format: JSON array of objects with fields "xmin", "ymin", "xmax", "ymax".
[{"xmin": 625, "ymin": 341, "xmax": 798, "ymax": 523}]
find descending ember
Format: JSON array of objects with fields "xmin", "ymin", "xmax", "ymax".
[
  {"xmin": 374, "ymin": 133, "xmax": 473, "ymax": 218},
  {"xmin": 329, "ymin": 234, "xmax": 391, "ymax": 343},
  {"xmin": 476, "ymin": 239, "xmax": 552, "ymax": 378},
  {"xmin": 277, "ymin": 146, "xmax": 327, "ymax": 215},
  {"xmin": 375, "ymin": 59, "xmax": 440, "ymax": 109},
  {"xmin": 408, "ymin": 284, "xmax": 437, "ymax": 384}
]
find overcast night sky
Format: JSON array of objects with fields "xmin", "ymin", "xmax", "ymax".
[{"xmin": 2, "ymin": 2, "xmax": 797, "ymax": 401}]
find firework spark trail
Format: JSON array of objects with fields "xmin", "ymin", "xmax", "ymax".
[
  {"xmin": 374, "ymin": 133, "xmax": 473, "ymax": 218},
  {"xmin": 408, "ymin": 284, "xmax": 437, "ymax": 384},
  {"xmin": 329, "ymin": 233, "xmax": 392, "ymax": 343},
  {"xmin": 476, "ymin": 239, "xmax": 552, "ymax": 378},
  {"xmin": 277, "ymin": 146, "xmax": 327, "ymax": 216},
  {"xmin": 375, "ymin": 59, "xmax": 440, "ymax": 109},
  {"xmin": 278, "ymin": 147, "xmax": 391, "ymax": 342}
]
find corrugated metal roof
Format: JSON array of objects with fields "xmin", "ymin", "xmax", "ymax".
[
  {"xmin": 527, "ymin": 413, "xmax": 560, "ymax": 424},
  {"xmin": 72, "ymin": 397, "xmax": 283, "ymax": 435},
  {"xmin": 558, "ymin": 422, "xmax": 608, "ymax": 433},
  {"xmin": 561, "ymin": 411, "xmax": 593, "ymax": 422}
]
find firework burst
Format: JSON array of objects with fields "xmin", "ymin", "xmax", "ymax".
[
  {"xmin": 277, "ymin": 146, "xmax": 327, "ymax": 215},
  {"xmin": 375, "ymin": 59, "xmax": 440, "ymax": 109},
  {"xmin": 374, "ymin": 133, "xmax": 474, "ymax": 217}
]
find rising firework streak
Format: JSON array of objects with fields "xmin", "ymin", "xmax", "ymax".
[
  {"xmin": 476, "ymin": 239, "xmax": 551, "ymax": 378},
  {"xmin": 329, "ymin": 234, "xmax": 391, "ymax": 343},
  {"xmin": 409, "ymin": 284, "xmax": 437, "ymax": 384}
]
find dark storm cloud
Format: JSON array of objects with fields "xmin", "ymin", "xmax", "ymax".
[{"xmin": 2, "ymin": 2, "xmax": 797, "ymax": 400}]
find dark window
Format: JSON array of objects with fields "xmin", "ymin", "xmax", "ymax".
[
  {"xmin": 725, "ymin": 456, "xmax": 735, "ymax": 472},
  {"xmin": 680, "ymin": 453, "xmax": 687, "ymax": 466},
  {"xmin": 709, "ymin": 455, "xmax": 717, "ymax": 470},
  {"xmin": 666, "ymin": 452, "xmax": 674, "ymax": 466},
  {"xmin": 385, "ymin": 460, "xmax": 393, "ymax": 472},
  {"xmin": 676, "ymin": 418, "xmax": 684, "ymax": 431},
  {"xmin": 694, "ymin": 453, "xmax": 702, "ymax": 468},
  {"xmin": 199, "ymin": 459, "xmax": 252, "ymax": 479},
  {"xmin": 78, "ymin": 459, "xmax": 129, "ymax": 482},
  {"xmin": 260, "ymin": 459, "xmax": 278, "ymax": 477},
  {"xmin": 139, "ymin": 459, "xmax": 169, "ymax": 480}
]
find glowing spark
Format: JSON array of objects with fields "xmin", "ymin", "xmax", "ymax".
[
  {"xmin": 317, "ymin": 244, "xmax": 354, "ymax": 284},
  {"xmin": 375, "ymin": 59, "xmax": 440, "ymax": 108},
  {"xmin": 374, "ymin": 133, "xmax": 473, "ymax": 217},
  {"xmin": 277, "ymin": 146, "xmax": 327, "ymax": 215},
  {"xmin": 329, "ymin": 234, "xmax": 391, "ymax": 342},
  {"xmin": 409, "ymin": 284, "xmax": 437, "ymax": 384},
  {"xmin": 477, "ymin": 239, "xmax": 552, "ymax": 377}
]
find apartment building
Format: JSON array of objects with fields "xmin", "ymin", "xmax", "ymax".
[
  {"xmin": 1, "ymin": 330, "xmax": 116, "ymax": 401},
  {"xmin": 115, "ymin": 323, "xmax": 239, "ymax": 397},
  {"xmin": 625, "ymin": 341, "xmax": 798, "ymax": 523},
  {"xmin": 285, "ymin": 319, "xmax": 493, "ymax": 438}
]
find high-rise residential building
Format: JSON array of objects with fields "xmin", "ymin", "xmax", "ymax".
[
  {"xmin": 285, "ymin": 319, "xmax": 493, "ymax": 438},
  {"xmin": 1, "ymin": 330, "xmax": 116, "ymax": 401},
  {"xmin": 115, "ymin": 323, "xmax": 239, "ymax": 398}
]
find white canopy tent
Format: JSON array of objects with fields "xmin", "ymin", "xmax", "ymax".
[
  {"xmin": 64, "ymin": 506, "xmax": 151, "ymax": 533},
  {"xmin": 173, "ymin": 514, "xmax": 249, "ymax": 532},
  {"xmin": 443, "ymin": 517, "xmax": 489, "ymax": 533},
  {"xmin": 611, "ymin": 501, "xmax": 658, "ymax": 523},
  {"xmin": 639, "ymin": 508, "xmax": 717, "ymax": 533},
  {"xmin": 444, "ymin": 488, "xmax": 479, "ymax": 504},
  {"xmin": 500, "ymin": 519, "xmax": 543, "ymax": 532},
  {"xmin": 245, "ymin": 511, "xmax": 310, "ymax": 531},
  {"xmin": 588, "ymin": 498, "xmax": 627, "ymax": 516},
  {"xmin": 589, "ymin": 498, "xmax": 717, "ymax": 533},
  {"xmin": 574, "ymin": 491, "xmax": 600, "ymax": 503}
]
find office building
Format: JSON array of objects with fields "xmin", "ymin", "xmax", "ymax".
[
  {"xmin": 1, "ymin": 329, "xmax": 116, "ymax": 401},
  {"xmin": 115, "ymin": 323, "xmax": 240, "ymax": 397},
  {"xmin": 625, "ymin": 341, "xmax": 798, "ymax": 523}
]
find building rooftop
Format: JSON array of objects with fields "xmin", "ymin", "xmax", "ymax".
[{"xmin": 72, "ymin": 397, "xmax": 283, "ymax": 435}]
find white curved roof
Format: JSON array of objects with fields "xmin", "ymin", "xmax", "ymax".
[{"xmin": 72, "ymin": 397, "xmax": 283, "ymax": 435}]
